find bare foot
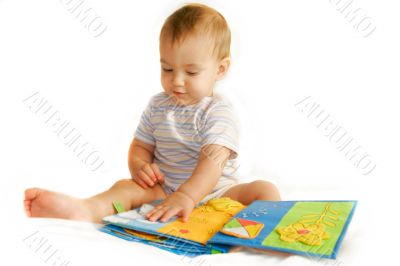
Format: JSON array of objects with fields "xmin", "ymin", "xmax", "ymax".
[{"xmin": 24, "ymin": 188, "xmax": 94, "ymax": 222}]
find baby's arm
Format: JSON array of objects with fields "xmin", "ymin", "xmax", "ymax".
[
  {"xmin": 128, "ymin": 138, "xmax": 164, "ymax": 188},
  {"xmin": 146, "ymin": 144, "xmax": 232, "ymax": 222},
  {"xmin": 177, "ymin": 144, "xmax": 232, "ymax": 204}
]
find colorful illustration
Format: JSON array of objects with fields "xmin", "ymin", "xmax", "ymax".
[
  {"xmin": 157, "ymin": 197, "xmax": 245, "ymax": 244},
  {"xmin": 276, "ymin": 203, "xmax": 338, "ymax": 246},
  {"xmin": 276, "ymin": 223, "xmax": 329, "ymax": 246},
  {"xmin": 209, "ymin": 200, "xmax": 356, "ymax": 259},
  {"xmin": 221, "ymin": 218, "xmax": 264, "ymax": 239},
  {"xmin": 101, "ymin": 199, "xmax": 357, "ymax": 259}
]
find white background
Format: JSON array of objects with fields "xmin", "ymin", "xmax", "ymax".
[{"xmin": 1, "ymin": 0, "xmax": 399, "ymax": 265}]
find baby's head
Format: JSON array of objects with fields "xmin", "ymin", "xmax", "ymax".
[{"xmin": 159, "ymin": 3, "xmax": 231, "ymax": 105}]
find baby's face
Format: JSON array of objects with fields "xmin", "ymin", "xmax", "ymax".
[{"xmin": 160, "ymin": 34, "xmax": 227, "ymax": 106}]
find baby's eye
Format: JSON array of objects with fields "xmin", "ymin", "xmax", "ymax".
[
  {"xmin": 186, "ymin": 71, "xmax": 199, "ymax": 76},
  {"xmin": 162, "ymin": 68, "xmax": 173, "ymax": 72}
]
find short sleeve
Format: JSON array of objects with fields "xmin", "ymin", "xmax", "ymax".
[
  {"xmin": 200, "ymin": 101, "xmax": 240, "ymax": 159},
  {"xmin": 134, "ymin": 96, "xmax": 156, "ymax": 145}
]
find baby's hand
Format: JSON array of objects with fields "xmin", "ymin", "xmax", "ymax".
[
  {"xmin": 146, "ymin": 191, "xmax": 195, "ymax": 223},
  {"xmin": 133, "ymin": 163, "xmax": 165, "ymax": 189}
]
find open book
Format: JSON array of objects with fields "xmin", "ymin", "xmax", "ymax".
[{"xmin": 100, "ymin": 198, "xmax": 357, "ymax": 259}]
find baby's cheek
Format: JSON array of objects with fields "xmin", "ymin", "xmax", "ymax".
[
  {"xmin": 160, "ymin": 77, "xmax": 171, "ymax": 91},
  {"xmin": 190, "ymin": 85, "xmax": 207, "ymax": 98}
]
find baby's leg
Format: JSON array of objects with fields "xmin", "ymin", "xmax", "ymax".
[
  {"xmin": 221, "ymin": 180, "xmax": 281, "ymax": 205},
  {"xmin": 24, "ymin": 179, "xmax": 167, "ymax": 223}
]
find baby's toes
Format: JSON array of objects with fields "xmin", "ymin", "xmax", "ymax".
[
  {"xmin": 24, "ymin": 200, "xmax": 31, "ymax": 216},
  {"xmin": 24, "ymin": 188, "xmax": 41, "ymax": 201}
]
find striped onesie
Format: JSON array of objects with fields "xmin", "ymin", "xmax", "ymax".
[{"xmin": 134, "ymin": 92, "xmax": 240, "ymax": 203}]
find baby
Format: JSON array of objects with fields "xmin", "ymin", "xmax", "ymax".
[{"xmin": 24, "ymin": 3, "xmax": 280, "ymax": 224}]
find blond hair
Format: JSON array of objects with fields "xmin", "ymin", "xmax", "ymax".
[{"xmin": 160, "ymin": 3, "xmax": 231, "ymax": 59}]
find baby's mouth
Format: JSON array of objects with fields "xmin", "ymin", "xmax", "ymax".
[{"xmin": 173, "ymin": 91, "xmax": 186, "ymax": 97}]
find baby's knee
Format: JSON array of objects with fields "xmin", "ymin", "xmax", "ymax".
[
  {"xmin": 250, "ymin": 180, "xmax": 281, "ymax": 201},
  {"xmin": 250, "ymin": 180, "xmax": 277, "ymax": 190},
  {"xmin": 111, "ymin": 179, "xmax": 134, "ymax": 188},
  {"xmin": 110, "ymin": 179, "xmax": 145, "ymax": 195}
]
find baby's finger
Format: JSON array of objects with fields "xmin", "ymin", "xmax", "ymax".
[
  {"xmin": 134, "ymin": 178, "xmax": 148, "ymax": 189},
  {"xmin": 148, "ymin": 206, "xmax": 169, "ymax": 222},
  {"xmin": 142, "ymin": 164, "xmax": 157, "ymax": 183},
  {"xmin": 137, "ymin": 170, "xmax": 155, "ymax": 187},
  {"xmin": 160, "ymin": 206, "xmax": 180, "ymax": 223},
  {"xmin": 151, "ymin": 163, "xmax": 165, "ymax": 184},
  {"xmin": 145, "ymin": 204, "xmax": 163, "ymax": 217},
  {"xmin": 179, "ymin": 208, "xmax": 191, "ymax": 223}
]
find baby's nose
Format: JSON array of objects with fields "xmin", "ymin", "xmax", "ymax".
[{"xmin": 172, "ymin": 73, "xmax": 185, "ymax": 87}]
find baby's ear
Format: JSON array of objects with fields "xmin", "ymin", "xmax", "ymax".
[{"xmin": 216, "ymin": 57, "xmax": 231, "ymax": 80}]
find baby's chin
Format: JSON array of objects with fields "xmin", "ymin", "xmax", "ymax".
[{"xmin": 171, "ymin": 95, "xmax": 201, "ymax": 106}]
